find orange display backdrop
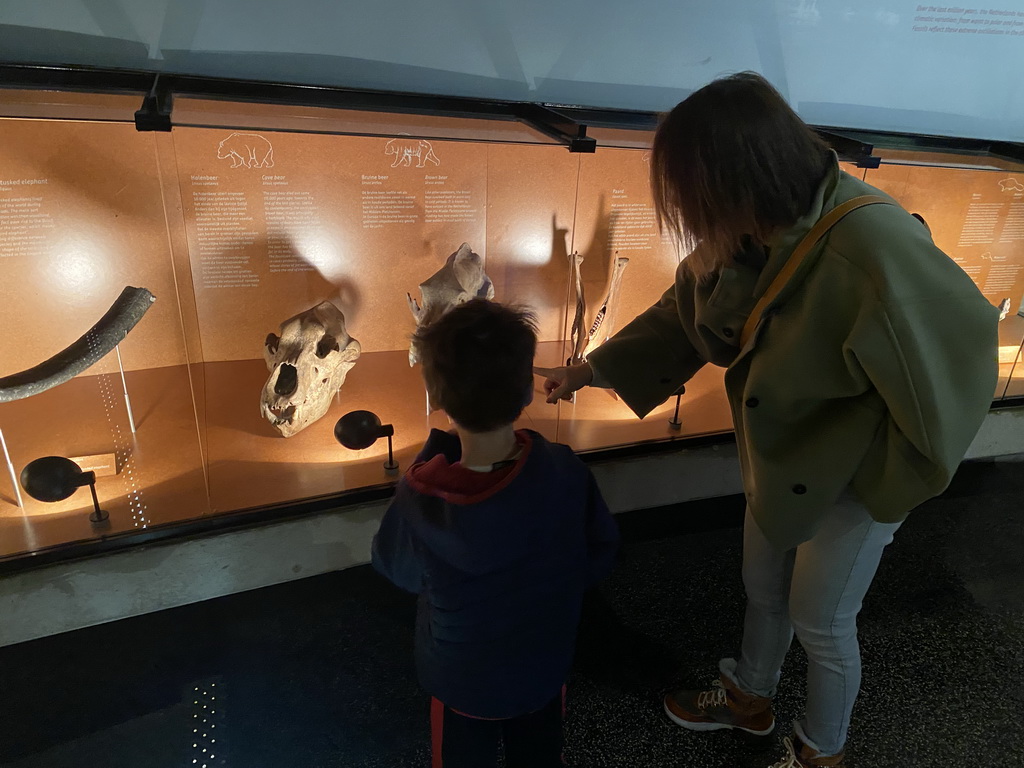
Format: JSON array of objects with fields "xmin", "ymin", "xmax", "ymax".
[
  {"xmin": 0, "ymin": 120, "xmax": 189, "ymax": 375},
  {"xmin": 174, "ymin": 128, "xmax": 485, "ymax": 358},
  {"xmin": 864, "ymin": 163, "xmax": 1024, "ymax": 311},
  {"xmin": 570, "ymin": 148, "xmax": 679, "ymax": 356},
  {"xmin": 173, "ymin": 129, "xmax": 580, "ymax": 360},
  {"xmin": 558, "ymin": 148, "xmax": 696, "ymax": 449},
  {"xmin": 169, "ymin": 132, "xmax": 580, "ymax": 513},
  {"xmin": 0, "ymin": 367, "xmax": 210, "ymax": 553},
  {"xmin": 865, "ymin": 162, "xmax": 1024, "ymax": 398},
  {"xmin": 483, "ymin": 144, "xmax": 581, "ymax": 342}
]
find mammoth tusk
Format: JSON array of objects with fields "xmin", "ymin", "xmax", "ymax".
[{"xmin": 0, "ymin": 286, "xmax": 156, "ymax": 404}]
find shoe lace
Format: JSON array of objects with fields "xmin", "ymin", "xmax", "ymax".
[
  {"xmin": 769, "ymin": 736, "xmax": 803, "ymax": 768},
  {"xmin": 696, "ymin": 679, "xmax": 728, "ymax": 709}
]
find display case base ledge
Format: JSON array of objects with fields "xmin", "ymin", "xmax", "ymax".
[{"xmin": 1, "ymin": 406, "xmax": 1023, "ymax": 648}]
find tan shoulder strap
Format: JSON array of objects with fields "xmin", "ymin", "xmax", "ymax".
[{"xmin": 739, "ymin": 195, "xmax": 894, "ymax": 347}]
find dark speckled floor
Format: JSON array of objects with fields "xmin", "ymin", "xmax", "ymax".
[{"xmin": 1, "ymin": 458, "xmax": 1022, "ymax": 768}]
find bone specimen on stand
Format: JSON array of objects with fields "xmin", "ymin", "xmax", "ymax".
[
  {"xmin": 567, "ymin": 252, "xmax": 587, "ymax": 367},
  {"xmin": 407, "ymin": 243, "xmax": 494, "ymax": 365},
  {"xmin": 997, "ymin": 297, "xmax": 1011, "ymax": 321},
  {"xmin": 261, "ymin": 302, "xmax": 361, "ymax": 437},
  {"xmin": 0, "ymin": 286, "xmax": 155, "ymax": 404},
  {"xmin": 585, "ymin": 256, "xmax": 630, "ymax": 356}
]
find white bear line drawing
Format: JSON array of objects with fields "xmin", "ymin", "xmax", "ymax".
[
  {"xmin": 217, "ymin": 132, "xmax": 275, "ymax": 169},
  {"xmin": 385, "ymin": 138, "xmax": 440, "ymax": 168},
  {"xmin": 998, "ymin": 178, "xmax": 1024, "ymax": 193}
]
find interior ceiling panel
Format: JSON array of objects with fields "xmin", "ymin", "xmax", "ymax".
[{"xmin": 0, "ymin": 0, "xmax": 1021, "ymax": 142}]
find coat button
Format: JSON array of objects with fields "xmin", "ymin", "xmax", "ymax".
[
  {"xmin": 722, "ymin": 327, "xmax": 735, "ymax": 338},
  {"xmin": 745, "ymin": 397, "xmax": 759, "ymax": 408},
  {"xmin": 792, "ymin": 484, "xmax": 807, "ymax": 495}
]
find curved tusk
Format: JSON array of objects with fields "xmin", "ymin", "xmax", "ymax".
[{"xmin": 0, "ymin": 286, "xmax": 156, "ymax": 403}]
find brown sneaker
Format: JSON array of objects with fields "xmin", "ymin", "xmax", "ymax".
[
  {"xmin": 769, "ymin": 735, "xmax": 845, "ymax": 767},
  {"xmin": 662, "ymin": 675, "xmax": 775, "ymax": 736}
]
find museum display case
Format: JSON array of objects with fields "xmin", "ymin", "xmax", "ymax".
[
  {"xmin": 1, "ymin": 82, "xmax": 1022, "ymax": 563},
  {"xmin": 864, "ymin": 153, "xmax": 1024, "ymax": 398}
]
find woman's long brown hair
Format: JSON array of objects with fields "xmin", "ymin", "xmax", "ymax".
[{"xmin": 651, "ymin": 72, "xmax": 831, "ymax": 279}]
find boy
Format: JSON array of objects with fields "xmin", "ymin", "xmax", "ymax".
[{"xmin": 372, "ymin": 299, "xmax": 619, "ymax": 768}]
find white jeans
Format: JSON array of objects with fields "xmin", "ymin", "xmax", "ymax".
[{"xmin": 723, "ymin": 493, "xmax": 901, "ymax": 756}]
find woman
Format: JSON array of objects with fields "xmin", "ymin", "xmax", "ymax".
[{"xmin": 536, "ymin": 72, "xmax": 998, "ymax": 768}]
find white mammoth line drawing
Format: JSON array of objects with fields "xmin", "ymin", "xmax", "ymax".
[
  {"xmin": 385, "ymin": 138, "xmax": 440, "ymax": 168},
  {"xmin": 217, "ymin": 132, "xmax": 275, "ymax": 169}
]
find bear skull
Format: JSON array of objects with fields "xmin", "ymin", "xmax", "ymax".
[{"xmin": 261, "ymin": 302, "xmax": 361, "ymax": 437}]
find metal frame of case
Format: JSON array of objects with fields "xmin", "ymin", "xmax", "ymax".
[{"xmin": 5, "ymin": 62, "xmax": 1022, "ymax": 166}]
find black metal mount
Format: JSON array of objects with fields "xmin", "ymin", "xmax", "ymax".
[
  {"xmin": 3, "ymin": 63, "xmax": 1021, "ymax": 163},
  {"xmin": 19, "ymin": 455, "xmax": 110, "ymax": 524},
  {"xmin": 334, "ymin": 410, "xmax": 399, "ymax": 473},
  {"xmin": 816, "ymin": 129, "xmax": 880, "ymax": 168},
  {"xmin": 87, "ymin": 479, "xmax": 110, "ymax": 524},
  {"xmin": 0, "ymin": 64, "xmax": 600, "ymax": 151},
  {"xmin": 134, "ymin": 74, "xmax": 172, "ymax": 132},
  {"xmin": 515, "ymin": 103, "xmax": 595, "ymax": 152},
  {"xmin": 668, "ymin": 384, "xmax": 685, "ymax": 430}
]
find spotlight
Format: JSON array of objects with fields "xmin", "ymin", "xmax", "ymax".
[
  {"xmin": 21, "ymin": 455, "xmax": 109, "ymax": 522},
  {"xmin": 334, "ymin": 410, "xmax": 399, "ymax": 473}
]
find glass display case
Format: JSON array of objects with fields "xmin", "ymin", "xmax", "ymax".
[
  {"xmin": 863, "ymin": 151, "xmax": 1024, "ymax": 398},
  {"xmin": 1, "ymin": 85, "xmax": 1022, "ymax": 563}
]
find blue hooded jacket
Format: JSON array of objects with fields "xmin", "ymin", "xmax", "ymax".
[{"xmin": 371, "ymin": 428, "xmax": 619, "ymax": 718}]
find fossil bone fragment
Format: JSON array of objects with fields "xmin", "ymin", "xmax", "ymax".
[
  {"xmin": 567, "ymin": 252, "xmax": 587, "ymax": 366},
  {"xmin": 261, "ymin": 302, "xmax": 361, "ymax": 437},
  {"xmin": 585, "ymin": 256, "xmax": 630, "ymax": 355},
  {"xmin": 407, "ymin": 243, "xmax": 494, "ymax": 365},
  {"xmin": 997, "ymin": 297, "xmax": 1011, "ymax": 321},
  {"xmin": 0, "ymin": 286, "xmax": 155, "ymax": 404}
]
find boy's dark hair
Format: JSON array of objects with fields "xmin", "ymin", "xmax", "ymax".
[{"xmin": 414, "ymin": 300, "xmax": 537, "ymax": 433}]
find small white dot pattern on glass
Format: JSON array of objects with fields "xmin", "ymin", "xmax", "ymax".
[
  {"xmin": 189, "ymin": 679, "xmax": 225, "ymax": 766},
  {"xmin": 87, "ymin": 331, "xmax": 149, "ymax": 528}
]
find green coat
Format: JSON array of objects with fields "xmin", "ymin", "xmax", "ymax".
[{"xmin": 587, "ymin": 157, "xmax": 999, "ymax": 550}]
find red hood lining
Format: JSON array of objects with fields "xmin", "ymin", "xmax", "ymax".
[{"xmin": 405, "ymin": 430, "xmax": 534, "ymax": 505}]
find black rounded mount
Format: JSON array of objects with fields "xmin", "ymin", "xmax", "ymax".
[
  {"xmin": 334, "ymin": 410, "xmax": 398, "ymax": 473},
  {"xmin": 20, "ymin": 455, "xmax": 109, "ymax": 523}
]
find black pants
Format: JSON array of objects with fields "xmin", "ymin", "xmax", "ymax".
[{"xmin": 430, "ymin": 689, "xmax": 565, "ymax": 768}]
